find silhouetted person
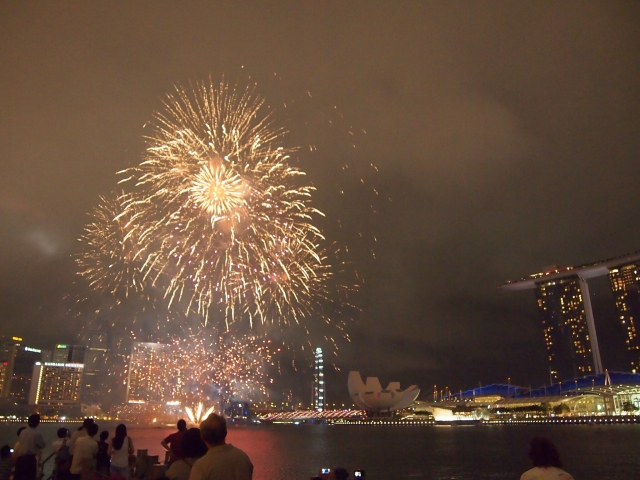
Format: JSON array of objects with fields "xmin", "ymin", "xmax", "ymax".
[
  {"xmin": 520, "ymin": 436, "xmax": 574, "ymax": 480},
  {"xmin": 54, "ymin": 428, "xmax": 71, "ymax": 480},
  {"xmin": 0, "ymin": 445, "xmax": 13, "ymax": 480},
  {"xmin": 14, "ymin": 414, "xmax": 46, "ymax": 480},
  {"xmin": 189, "ymin": 414, "xmax": 253, "ymax": 480},
  {"xmin": 70, "ymin": 422, "xmax": 99, "ymax": 480},
  {"xmin": 108, "ymin": 424, "xmax": 134, "ymax": 480},
  {"xmin": 162, "ymin": 419, "xmax": 187, "ymax": 464},
  {"xmin": 166, "ymin": 428, "xmax": 208, "ymax": 480},
  {"xmin": 13, "ymin": 427, "xmax": 26, "ymax": 454},
  {"xmin": 69, "ymin": 418, "xmax": 94, "ymax": 456},
  {"xmin": 96, "ymin": 431, "xmax": 110, "ymax": 474},
  {"xmin": 333, "ymin": 468, "xmax": 349, "ymax": 480},
  {"xmin": 52, "ymin": 428, "xmax": 69, "ymax": 453}
]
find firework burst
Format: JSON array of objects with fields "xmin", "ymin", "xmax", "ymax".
[
  {"xmin": 114, "ymin": 79, "xmax": 339, "ymax": 328},
  {"xmin": 76, "ymin": 192, "xmax": 147, "ymax": 298},
  {"xmin": 185, "ymin": 402, "xmax": 216, "ymax": 425}
]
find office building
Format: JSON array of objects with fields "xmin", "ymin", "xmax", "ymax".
[
  {"xmin": 0, "ymin": 336, "xmax": 23, "ymax": 396},
  {"xmin": 52, "ymin": 344, "xmax": 86, "ymax": 363},
  {"xmin": 126, "ymin": 342, "xmax": 179, "ymax": 404},
  {"xmin": 0, "ymin": 362, "xmax": 6, "ymax": 398},
  {"xmin": 82, "ymin": 331, "xmax": 110, "ymax": 404},
  {"xmin": 29, "ymin": 362, "xmax": 84, "ymax": 406},
  {"xmin": 609, "ymin": 263, "xmax": 640, "ymax": 371},
  {"xmin": 4, "ymin": 345, "xmax": 43, "ymax": 403}
]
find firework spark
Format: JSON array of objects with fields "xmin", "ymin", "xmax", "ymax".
[
  {"xmin": 185, "ymin": 402, "xmax": 216, "ymax": 425},
  {"xmin": 114, "ymin": 79, "xmax": 338, "ymax": 328},
  {"xmin": 169, "ymin": 332, "xmax": 272, "ymax": 403},
  {"xmin": 76, "ymin": 193, "xmax": 146, "ymax": 298}
]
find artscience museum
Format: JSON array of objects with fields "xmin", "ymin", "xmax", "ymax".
[{"xmin": 348, "ymin": 371, "xmax": 420, "ymax": 416}]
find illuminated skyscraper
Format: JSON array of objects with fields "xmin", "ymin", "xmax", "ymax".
[
  {"xmin": 502, "ymin": 252, "xmax": 640, "ymax": 380},
  {"xmin": 0, "ymin": 363, "xmax": 6, "ymax": 397},
  {"xmin": 52, "ymin": 344, "xmax": 86, "ymax": 363},
  {"xmin": 609, "ymin": 263, "xmax": 640, "ymax": 371},
  {"xmin": 0, "ymin": 336, "xmax": 22, "ymax": 396},
  {"xmin": 535, "ymin": 278, "xmax": 594, "ymax": 381},
  {"xmin": 0, "ymin": 343, "xmax": 43, "ymax": 403},
  {"xmin": 126, "ymin": 342, "xmax": 178, "ymax": 404},
  {"xmin": 28, "ymin": 362, "xmax": 84, "ymax": 406},
  {"xmin": 313, "ymin": 347, "xmax": 324, "ymax": 411},
  {"xmin": 82, "ymin": 331, "xmax": 110, "ymax": 404}
]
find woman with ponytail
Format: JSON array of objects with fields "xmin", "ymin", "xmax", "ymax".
[{"xmin": 107, "ymin": 424, "xmax": 134, "ymax": 480}]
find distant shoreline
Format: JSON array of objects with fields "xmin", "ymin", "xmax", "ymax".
[{"xmin": 1, "ymin": 414, "xmax": 638, "ymax": 427}]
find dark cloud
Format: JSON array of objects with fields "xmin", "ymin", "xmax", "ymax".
[{"xmin": 1, "ymin": 2, "xmax": 640, "ymax": 400}]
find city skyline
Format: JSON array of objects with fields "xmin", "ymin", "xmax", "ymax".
[{"xmin": 1, "ymin": 3, "xmax": 640, "ymax": 392}]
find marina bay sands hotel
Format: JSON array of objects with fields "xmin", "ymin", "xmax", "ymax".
[{"xmin": 502, "ymin": 251, "xmax": 640, "ymax": 382}]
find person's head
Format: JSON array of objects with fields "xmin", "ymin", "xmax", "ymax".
[
  {"xmin": 113, "ymin": 424, "xmax": 128, "ymax": 450},
  {"xmin": 529, "ymin": 436, "xmax": 562, "ymax": 468},
  {"xmin": 199, "ymin": 414, "xmax": 227, "ymax": 446},
  {"xmin": 16, "ymin": 427, "xmax": 26, "ymax": 437},
  {"xmin": 0, "ymin": 445, "xmax": 11, "ymax": 459},
  {"xmin": 99, "ymin": 431, "xmax": 109, "ymax": 442},
  {"xmin": 82, "ymin": 418, "xmax": 94, "ymax": 429},
  {"xmin": 177, "ymin": 419, "xmax": 187, "ymax": 431},
  {"xmin": 87, "ymin": 423, "xmax": 99, "ymax": 437},
  {"xmin": 181, "ymin": 428, "xmax": 208, "ymax": 458},
  {"xmin": 57, "ymin": 428, "xmax": 69, "ymax": 439},
  {"xmin": 334, "ymin": 468, "xmax": 349, "ymax": 480},
  {"xmin": 27, "ymin": 414, "xmax": 40, "ymax": 428},
  {"xmin": 115, "ymin": 424, "xmax": 127, "ymax": 438}
]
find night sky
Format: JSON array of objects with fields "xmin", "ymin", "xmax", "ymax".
[{"xmin": 1, "ymin": 2, "xmax": 640, "ymax": 401}]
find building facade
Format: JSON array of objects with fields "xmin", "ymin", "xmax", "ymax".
[
  {"xmin": 29, "ymin": 362, "xmax": 84, "ymax": 406},
  {"xmin": 126, "ymin": 342, "xmax": 179, "ymax": 404},
  {"xmin": 52, "ymin": 344, "xmax": 86, "ymax": 364},
  {"xmin": 82, "ymin": 331, "xmax": 110, "ymax": 404},
  {"xmin": 502, "ymin": 252, "xmax": 640, "ymax": 381},
  {"xmin": 535, "ymin": 278, "xmax": 594, "ymax": 382},
  {"xmin": 609, "ymin": 263, "xmax": 640, "ymax": 371},
  {"xmin": 1, "ymin": 342, "xmax": 43, "ymax": 403},
  {"xmin": 0, "ymin": 336, "xmax": 23, "ymax": 397}
]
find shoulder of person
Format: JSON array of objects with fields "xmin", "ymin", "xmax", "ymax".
[
  {"xmin": 519, "ymin": 469, "xmax": 530, "ymax": 480},
  {"xmin": 165, "ymin": 462, "xmax": 177, "ymax": 473},
  {"xmin": 189, "ymin": 455, "xmax": 207, "ymax": 470}
]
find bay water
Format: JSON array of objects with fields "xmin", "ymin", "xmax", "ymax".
[{"xmin": 2, "ymin": 422, "xmax": 638, "ymax": 479}]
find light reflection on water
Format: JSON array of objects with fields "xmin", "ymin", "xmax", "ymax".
[{"xmin": 1, "ymin": 422, "xmax": 639, "ymax": 479}]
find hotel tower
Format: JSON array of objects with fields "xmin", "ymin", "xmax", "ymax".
[{"xmin": 503, "ymin": 252, "xmax": 640, "ymax": 381}]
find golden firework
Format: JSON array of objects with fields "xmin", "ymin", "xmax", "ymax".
[{"xmin": 117, "ymin": 79, "xmax": 331, "ymax": 327}]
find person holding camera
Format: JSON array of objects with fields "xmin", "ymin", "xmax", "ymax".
[{"xmin": 312, "ymin": 466, "xmax": 356, "ymax": 480}]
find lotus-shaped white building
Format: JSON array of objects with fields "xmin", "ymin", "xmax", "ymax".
[{"xmin": 348, "ymin": 371, "xmax": 420, "ymax": 414}]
